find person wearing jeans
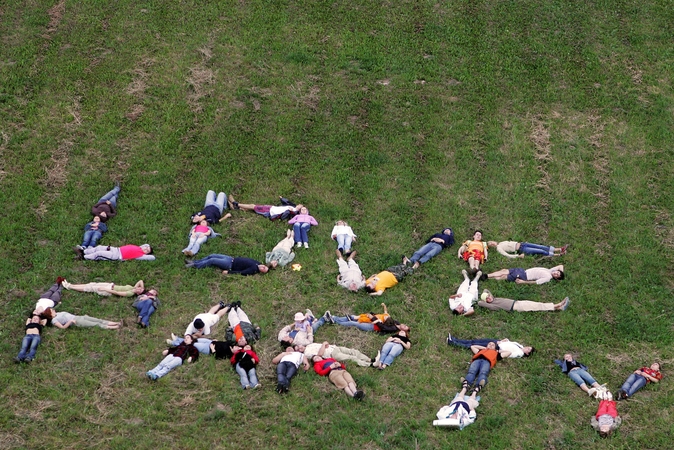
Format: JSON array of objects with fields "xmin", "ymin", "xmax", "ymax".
[
  {"xmin": 407, "ymin": 228, "xmax": 454, "ymax": 268},
  {"xmin": 488, "ymin": 240, "xmax": 568, "ymax": 258},
  {"xmin": 231, "ymin": 345, "xmax": 260, "ymax": 389},
  {"xmin": 616, "ymin": 362, "xmax": 662, "ymax": 400},
  {"xmin": 374, "ymin": 330, "xmax": 411, "ymax": 370},
  {"xmin": 191, "ymin": 190, "xmax": 229, "ymax": 225},
  {"xmin": 132, "ymin": 289, "xmax": 160, "ymax": 328},
  {"xmin": 288, "ymin": 207, "xmax": 318, "ymax": 248},
  {"xmin": 91, "ymin": 185, "xmax": 120, "ymax": 223},
  {"xmin": 272, "ymin": 346, "xmax": 310, "ymax": 393},
  {"xmin": 15, "ymin": 315, "xmax": 47, "ymax": 363},
  {"xmin": 460, "ymin": 342, "xmax": 511, "ymax": 394},
  {"xmin": 186, "ymin": 254, "xmax": 269, "ymax": 275},
  {"xmin": 81, "ymin": 216, "xmax": 108, "ymax": 248},
  {"xmin": 146, "ymin": 334, "xmax": 199, "ymax": 380},
  {"xmin": 555, "ymin": 353, "xmax": 605, "ymax": 397},
  {"xmin": 331, "ymin": 220, "xmax": 357, "ymax": 254}
]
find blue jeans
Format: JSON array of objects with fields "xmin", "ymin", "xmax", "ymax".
[
  {"xmin": 236, "ymin": 364, "xmax": 259, "ymax": 388},
  {"xmin": 205, "ymin": 190, "xmax": 226, "ymax": 214},
  {"xmin": 293, "ymin": 223, "xmax": 311, "ymax": 244},
  {"xmin": 135, "ymin": 299, "xmax": 156, "ymax": 327},
  {"xmin": 171, "ymin": 337, "xmax": 212, "ymax": 355},
  {"xmin": 148, "ymin": 355, "xmax": 183, "ymax": 378},
  {"xmin": 466, "ymin": 358, "xmax": 491, "ymax": 386},
  {"xmin": 519, "ymin": 242, "xmax": 553, "ymax": 256},
  {"xmin": 192, "ymin": 254, "xmax": 233, "ymax": 270},
  {"xmin": 409, "ymin": 242, "xmax": 443, "ymax": 264},
  {"xmin": 335, "ymin": 234, "xmax": 353, "ymax": 252},
  {"xmin": 448, "ymin": 337, "xmax": 497, "ymax": 349},
  {"xmin": 17, "ymin": 334, "xmax": 41, "ymax": 360},
  {"xmin": 380, "ymin": 342, "xmax": 404, "ymax": 366},
  {"xmin": 567, "ymin": 368, "xmax": 597, "ymax": 387},
  {"xmin": 276, "ymin": 362, "xmax": 298, "ymax": 388},
  {"xmin": 311, "ymin": 316, "xmax": 326, "ymax": 333},
  {"xmin": 183, "ymin": 234, "xmax": 208, "ymax": 255},
  {"xmin": 98, "ymin": 186, "xmax": 120, "ymax": 208},
  {"xmin": 82, "ymin": 230, "xmax": 103, "ymax": 247},
  {"xmin": 621, "ymin": 373, "xmax": 647, "ymax": 397},
  {"xmin": 333, "ymin": 316, "xmax": 375, "ymax": 332}
]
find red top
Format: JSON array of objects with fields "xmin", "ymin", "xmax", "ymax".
[
  {"xmin": 313, "ymin": 358, "xmax": 345, "ymax": 376},
  {"xmin": 120, "ymin": 245, "xmax": 145, "ymax": 260},
  {"xmin": 640, "ymin": 367, "xmax": 663, "ymax": 382}
]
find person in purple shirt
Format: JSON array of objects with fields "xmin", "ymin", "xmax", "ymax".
[
  {"xmin": 405, "ymin": 228, "xmax": 455, "ymax": 269},
  {"xmin": 185, "ymin": 254, "xmax": 269, "ymax": 275}
]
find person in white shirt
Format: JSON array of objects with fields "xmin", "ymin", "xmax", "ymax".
[
  {"xmin": 272, "ymin": 345, "xmax": 310, "ymax": 394},
  {"xmin": 447, "ymin": 334, "xmax": 534, "ymax": 358},
  {"xmin": 482, "ymin": 265, "xmax": 564, "ymax": 285},
  {"xmin": 448, "ymin": 270, "xmax": 482, "ymax": 316}
]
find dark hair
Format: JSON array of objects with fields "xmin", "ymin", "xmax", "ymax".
[
  {"xmin": 524, "ymin": 347, "xmax": 536, "ymax": 358},
  {"xmin": 443, "ymin": 228, "xmax": 455, "ymax": 246},
  {"xmin": 280, "ymin": 339, "xmax": 292, "ymax": 349},
  {"xmin": 555, "ymin": 270, "xmax": 565, "ymax": 281},
  {"xmin": 146, "ymin": 246, "xmax": 154, "ymax": 255},
  {"xmin": 364, "ymin": 286, "xmax": 375, "ymax": 293},
  {"xmin": 193, "ymin": 318, "xmax": 205, "ymax": 330},
  {"xmin": 473, "ymin": 229, "xmax": 483, "ymax": 237}
]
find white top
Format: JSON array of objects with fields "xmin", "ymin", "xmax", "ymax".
[
  {"xmin": 525, "ymin": 265, "xmax": 563, "ymax": 284},
  {"xmin": 497, "ymin": 341, "xmax": 524, "ymax": 358},
  {"xmin": 35, "ymin": 298, "xmax": 56, "ymax": 310},
  {"xmin": 448, "ymin": 294, "xmax": 476, "ymax": 314},
  {"xmin": 269, "ymin": 205, "xmax": 296, "ymax": 216},
  {"xmin": 303, "ymin": 343, "xmax": 334, "ymax": 359},
  {"xmin": 331, "ymin": 225, "xmax": 356, "ymax": 237},
  {"xmin": 280, "ymin": 351, "xmax": 305, "ymax": 368},
  {"xmin": 496, "ymin": 241, "xmax": 519, "ymax": 258},
  {"xmin": 185, "ymin": 312, "xmax": 220, "ymax": 335}
]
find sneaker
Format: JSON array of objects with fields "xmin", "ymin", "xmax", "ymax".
[
  {"xmin": 303, "ymin": 242, "xmax": 309, "ymax": 248},
  {"xmin": 252, "ymin": 384, "xmax": 261, "ymax": 389},
  {"xmin": 402, "ymin": 255, "xmax": 410, "ymax": 265},
  {"xmin": 447, "ymin": 332, "xmax": 453, "ymax": 345},
  {"xmin": 471, "ymin": 385, "xmax": 482, "ymax": 395},
  {"xmin": 474, "ymin": 270, "xmax": 482, "ymax": 281},
  {"xmin": 14, "ymin": 357, "xmax": 22, "ymax": 363},
  {"xmin": 587, "ymin": 387, "xmax": 597, "ymax": 397},
  {"xmin": 372, "ymin": 350, "xmax": 381, "ymax": 367},
  {"xmin": 479, "ymin": 272, "xmax": 488, "ymax": 281},
  {"xmin": 218, "ymin": 301, "xmax": 230, "ymax": 310},
  {"xmin": 146, "ymin": 371, "xmax": 156, "ymax": 380},
  {"xmin": 171, "ymin": 333, "xmax": 178, "ymax": 341},
  {"xmin": 296, "ymin": 242, "xmax": 302, "ymax": 248},
  {"xmin": 305, "ymin": 309, "xmax": 315, "ymax": 320},
  {"xmin": 561, "ymin": 244, "xmax": 569, "ymax": 255},
  {"xmin": 323, "ymin": 311, "xmax": 334, "ymax": 324},
  {"xmin": 73, "ymin": 246, "xmax": 84, "ymax": 260},
  {"xmin": 354, "ymin": 390, "xmax": 365, "ymax": 401},
  {"xmin": 461, "ymin": 269, "xmax": 468, "ymax": 279},
  {"xmin": 166, "ymin": 339, "xmax": 173, "ymax": 345},
  {"xmin": 184, "ymin": 260, "xmax": 194, "ymax": 268},
  {"xmin": 561, "ymin": 297, "xmax": 571, "ymax": 311}
]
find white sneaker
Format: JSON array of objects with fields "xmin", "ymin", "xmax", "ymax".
[
  {"xmin": 606, "ymin": 392, "xmax": 613, "ymax": 401},
  {"xmin": 166, "ymin": 339, "xmax": 173, "ymax": 345},
  {"xmin": 304, "ymin": 242, "xmax": 309, "ymax": 248},
  {"xmin": 587, "ymin": 388, "xmax": 597, "ymax": 397},
  {"xmin": 296, "ymin": 242, "xmax": 302, "ymax": 248}
]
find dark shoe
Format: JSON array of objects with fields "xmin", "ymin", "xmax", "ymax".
[
  {"xmin": 402, "ymin": 255, "xmax": 410, "ymax": 265},
  {"xmin": 14, "ymin": 357, "xmax": 22, "ymax": 363},
  {"xmin": 218, "ymin": 301, "xmax": 230, "ymax": 311},
  {"xmin": 24, "ymin": 357, "xmax": 33, "ymax": 363},
  {"xmin": 479, "ymin": 272, "xmax": 488, "ymax": 282},
  {"xmin": 185, "ymin": 260, "xmax": 194, "ymax": 268},
  {"xmin": 73, "ymin": 246, "xmax": 84, "ymax": 260},
  {"xmin": 55, "ymin": 276, "xmax": 65, "ymax": 285},
  {"xmin": 323, "ymin": 311, "xmax": 334, "ymax": 324},
  {"xmin": 354, "ymin": 390, "xmax": 365, "ymax": 401}
]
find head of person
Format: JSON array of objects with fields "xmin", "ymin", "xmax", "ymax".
[
  {"xmin": 293, "ymin": 344, "xmax": 305, "ymax": 353},
  {"xmin": 452, "ymin": 304, "xmax": 465, "ymax": 315},
  {"xmin": 442, "ymin": 228, "xmax": 455, "ymax": 245},
  {"xmin": 141, "ymin": 244, "xmax": 152, "ymax": 255},
  {"xmin": 243, "ymin": 344, "xmax": 252, "ymax": 351},
  {"xmin": 184, "ymin": 334, "xmax": 195, "ymax": 345},
  {"xmin": 258, "ymin": 264, "xmax": 269, "ymax": 274},
  {"xmin": 486, "ymin": 342, "xmax": 497, "ymax": 350},
  {"xmin": 191, "ymin": 214, "xmax": 201, "ymax": 223},
  {"xmin": 563, "ymin": 353, "xmax": 574, "ymax": 362},
  {"xmin": 93, "ymin": 215, "xmax": 101, "ymax": 224},
  {"xmin": 312, "ymin": 355, "xmax": 323, "ymax": 363},
  {"xmin": 598, "ymin": 423, "xmax": 614, "ymax": 438},
  {"xmin": 42, "ymin": 308, "xmax": 56, "ymax": 320},
  {"xmin": 397, "ymin": 323, "xmax": 410, "ymax": 332},
  {"xmin": 472, "ymin": 230, "xmax": 483, "ymax": 241},
  {"xmin": 294, "ymin": 312, "xmax": 306, "ymax": 324},
  {"xmin": 299, "ymin": 206, "xmax": 308, "ymax": 214},
  {"xmin": 210, "ymin": 340, "xmax": 230, "ymax": 359},
  {"xmin": 193, "ymin": 318, "xmax": 205, "ymax": 332},
  {"xmin": 292, "ymin": 204, "xmax": 304, "ymax": 213},
  {"xmin": 523, "ymin": 346, "xmax": 535, "ymax": 357},
  {"xmin": 481, "ymin": 289, "xmax": 494, "ymax": 303},
  {"xmin": 280, "ymin": 338, "xmax": 293, "ymax": 348},
  {"xmin": 551, "ymin": 269, "xmax": 565, "ymax": 281},
  {"xmin": 335, "ymin": 220, "xmax": 347, "ymax": 226},
  {"xmin": 30, "ymin": 314, "xmax": 42, "ymax": 324},
  {"xmin": 100, "ymin": 211, "xmax": 108, "ymax": 218},
  {"xmin": 651, "ymin": 362, "xmax": 661, "ymax": 371},
  {"xmin": 237, "ymin": 336, "xmax": 248, "ymax": 347}
]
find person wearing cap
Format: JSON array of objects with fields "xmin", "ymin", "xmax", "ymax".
[
  {"xmin": 477, "ymin": 290, "xmax": 570, "ymax": 312},
  {"xmin": 335, "ymin": 250, "xmax": 366, "ymax": 292},
  {"xmin": 487, "ymin": 240, "xmax": 568, "ymax": 258},
  {"xmin": 448, "ymin": 270, "xmax": 482, "ymax": 316},
  {"xmin": 405, "ymin": 227, "xmax": 455, "ymax": 269},
  {"xmin": 184, "ymin": 302, "xmax": 231, "ymax": 338},
  {"xmin": 481, "ymin": 265, "xmax": 564, "ymax": 284},
  {"xmin": 447, "ymin": 334, "xmax": 535, "ymax": 358},
  {"xmin": 75, "ymin": 243, "xmax": 155, "ymax": 261},
  {"xmin": 278, "ymin": 311, "xmax": 314, "ymax": 347}
]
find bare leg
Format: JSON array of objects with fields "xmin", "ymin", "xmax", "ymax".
[
  {"xmin": 487, "ymin": 269, "xmax": 510, "ymax": 280},
  {"xmin": 237, "ymin": 203, "xmax": 256, "ymax": 211}
]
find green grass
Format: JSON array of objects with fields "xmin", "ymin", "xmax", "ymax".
[{"xmin": 1, "ymin": 0, "xmax": 673, "ymax": 448}]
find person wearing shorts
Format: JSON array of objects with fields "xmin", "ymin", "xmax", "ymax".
[{"xmin": 483, "ymin": 265, "xmax": 564, "ymax": 285}]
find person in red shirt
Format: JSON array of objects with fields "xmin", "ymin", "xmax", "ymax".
[
  {"xmin": 312, "ymin": 352, "xmax": 364, "ymax": 400},
  {"xmin": 76, "ymin": 244, "xmax": 154, "ymax": 261},
  {"xmin": 616, "ymin": 362, "xmax": 662, "ymax": 400}
]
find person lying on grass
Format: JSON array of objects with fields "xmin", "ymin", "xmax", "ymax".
[
  {"xmin": 335, "ymin": 249, "xmax": 366, "ymax": 292},
  {"xmin": 331, "ymin": 220, "xmax": 357, "ymax": 256},
  {"xmin": 184, "ymin": 301, "xmax": 231, "ymax": 338},
  {"xmin": 457, "ymin": 230, "xmax": 488, "ymax": 275},
  {"xmin": 405, "ymin": 227, "xmax": 454, "ymax": 269},
  {"xmin": 591, "ymin": 397, "xmax": 621, "ymax": 438},
  {"xmin": 447, "ymin": 334, "xmax": 535, "ymax": 358},
  {"xmin": 459, "ymin": 342, "xmax": 512, "ymax": 395},
  {"xmin": 265, "ymin": 229, "xmax": 296, "ymax": 268},
  {"xmin": 51, "ymin": 310, "xmax": 121, "ymax": 330},
  {"xmin": 146, "ymin": 334, "xmax": 199, "ymax": 380},
  {"xmin": 14, "ymin": 314, "xmax": 47, "ymax": 363},
  {"xmin": 372, "ymin": 329, "xmax": 411, "ymax": 370},
  {"xmin": 33, "ymin": 278, "xmax": 64, "ymax": 318},
  {"xmin": 312, "ymin": 354, "xmax": 364, "ymax": 400},
  {"xmin": 182, "ymin": 219, "xmax": 219, "ymax": 257},
  {"xmin": 231, "ymin": 344, "xmax": 260, "ymax": 390},
  {"xmin": 615, "ymin": 362, "xmax": 662, "ymax": 400},
  {"xmin": 272, "ymin": 345, "xmax": 310, "ymax": 394},
  {"xmin": 482, "ymin": 265, "xmax": 564, "ymax": 285},
  {"xmin": 365, "ymin": 256, "xmax": 416, "ymax": 296},
  {"xmin": 62, "ymin": 279, "xmax": 146, "ymax": 297},
  {"xmin": 477, "ymin": 289, "xmax": 570, "ymax": 312},
  {"xmin": 90, "ymin": 184, "xmax": 120, "ymax": 223},
  {"xmin": 75, "ymin": 244, "xmax": 155, "ymax": 261},
  {"xmin": 448, "ymin": 270, "xmax": 482, "ymax": 317},
  {"xmin": 79, "ymin": 215, "xmax": 108, "ymax": 249},
  {"xmin": 287, "ymin": 206, "xmax": 318, "ymax": 249},
  {"xmin": 278, "ymin": 311, "xmax": 315, "ymax": 347},
  {"xmin": 228, "ymin": 194, "xmax": 303, "ymax": 222},
  {"xmin": 321, "ymin": 304, "xmax": 409, "ymax": 335},
  {"xmin": 433, "ymin": 385, "xmax": 480, "ymax": 429},
  {"xmin": 488, "ymin": 240, "xmax": 568, "ymax": 258},
  {"xmin": 303, "ymin": 341, "xmax": 375, "ymax": 368},
  {"xmin": 133, "ymin": 289, "xmax": 160, "ymax": 328},
  {"xmin": 185, "ymin": 254, "xmax": 269, "ymax": 275},
  {"xmin": 554, "ymin": 353, "xmax": 607, "ymax": 398},
  {"xmin": 190, "ymin": 190, "xmax": 231, "ymax": 224}
]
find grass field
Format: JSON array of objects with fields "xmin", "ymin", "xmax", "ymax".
[{"xmin": 1, "ymin": 0, "xmax": 673, "ymax": 448}]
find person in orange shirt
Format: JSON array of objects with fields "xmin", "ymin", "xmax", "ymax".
[
  {"xmin": 365, "ymin": 257, "xmax": 416, "ymax": 296},
  {"xmin": 460, "ymin": 342, "xmax": 511, "ymax": 394},
  {"xmin": 457, "ymin": 230, "xmax": 488, "ymax": 274}
]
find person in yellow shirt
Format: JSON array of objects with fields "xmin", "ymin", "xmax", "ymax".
[
  {"xmin": 457, "ymin": 230, "xmax": 488, "ymax": 274},
  {"xmin": 365, "ymin": 257, "xmax": 416, "ymax": 295}
]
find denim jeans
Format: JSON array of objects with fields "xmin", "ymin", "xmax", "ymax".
[
  {"xmin": 149, "ymin": 355, "xmax": 183, "ymax": 378},
  {"xmin": 293, "ymin": 223, "xmax": 311, "ymax": 244},
  {"xmin": 567, "ymin": 368, "xmax": 597, "ymax": 387},
  {"xmin": 621, "ymin": 373, "xmax": 647, "ymax": 397},
  {"xmin": 449, "ymin": 337, "xmax": 497, "ymax": 349},
  {"xmin": 98, "ymin": 186, "xmax": 120, "ymax": 208},
  {"xmin": 409, "ymin": 242, "xmax": 443, "ymax": 264},
  {"xmin": 311, "ymin": 316, "xmax": 326, "ymax": 333},
  {"xmin": 193, "ymin": 254, "xmax": 233, "ymax": 270},
  {"xmin": 335, "ymin": 234, "xmax": 353, "ymax": 252},
  {"xmin": 82, "ymin": 230, "xmax": 103, "ymax": 247},
  {"xmin": 183, "ymin": 234, "xmax": 208, "ymax": 255},
  {"xmin": 380, "ymin": 342, "xmax": 404, "ymax": 366},
  {"xmin": 17, "ymin": 334, "xmax": 41, "ymax": 360},
  {"xmin": 519, "ymin": 242, "xmax": 553, "ymax": 256},
  {"xmin": 333, "ymin": 316, "xmax": 375, "ymax": 332},
  {"xmin": 205, "ymin": 190, "xmax": 226, "ymax": 214},
  {"xmin": 466, "ymin": 358, "xmax": 491, "ymax": 386},
  {"xmin": 135, "ymin": 300, "xmax": 156, "ymax": 327},
  {"xmin": 276, "ymin": 362, "xmax": 298, "ymax": 388},
  {"xmin": 236, "ymin": 364, "xmax": 259, "ymax": 388}
]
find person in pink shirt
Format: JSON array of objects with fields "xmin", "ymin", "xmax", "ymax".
[
  {"xmin": 287, "ymin": 207, "xmax": 318, "ymax": 248},
  {"xmin": 76, "ymin": 244, "xmax": 155, "ymax": 261},
  {"xmin": 182, "ymin": 219, "xmax": 218, "ymax": 256}
]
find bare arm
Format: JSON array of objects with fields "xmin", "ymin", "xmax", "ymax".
[
  {"xmin": 381, "ymin": 303, "xmax": 388, "ymax": 315},
  {"xmin": 271, "ymin": 352, "xmax": 289, "ymax": 365},
  {"xmin": 463, "ymin": 308, "xmax": 475, "ymax": 317},
  {"xmin": 499, "ymin": 351, "xmax": 511, "ymax": 358},
  {"xmin": 458, "ymin": 245, "xmax": 466, "ymax": 258},
  {"xmin": 302, "ymin": 355, "xmax": 310, "ymax": 371},
  {"xmin": 370, "ymin": 290, "xmax": 384, "ymax": 296},
  {"xmin": 103, "ymin": 288, "xmax": 136, "ymax": 297},
  {"xmin": 53, "ymin": 320, "xmax": 75, "ymax": 329},
  {"xmin": 470, "ymin": 345, "xmax": 484, "ymax": 354}
]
